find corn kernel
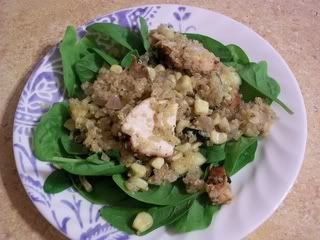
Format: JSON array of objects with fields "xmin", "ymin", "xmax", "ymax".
[
  {"xmin": 155, "ymin": 64, "xmax": 165, "ymax": 72},
  {"xmin": 150, "ymin": 157, "xmax": 164, "ymax": 169},
  {"xmin": 218, "ymin": 117, "xmax": 231, "ymax": 132},
  {"xmin": 147, "ymin": 67, "xmax": 156, "ymax": 81},
  {"xmin": 168, "ymin": 74, "xmax": 176, "ymax": 84},
  {"xmin": 130, "ymin": 163, "xmax": 147, "ymax": 177},
  {"xmin": 132, "ymin": 212, "xmax": 153, "ymax": 234},
  {"xmin": 194, "ymin": 98, "xmax": 209, "ymax": 115},
  {"xmin": 125, "ymin": 177, "xmax": 148, "ymax": 192},
  {"xmin": 210, "ymin": 130, "xmax": 228, "ymax": 144},
  {"xmin": 175, "ymin": 72, "xmax": 182, "ymax": 80},
  {"xmin": 176, "ymin": 75, "xmax": 193, "ymax": 94},
  {"xmin": 110, "ymin": 64, "xmax": 123, "ymax": 74},
  {"xmin": 171, "ymin": 151, "xmax": 206, "ymax": 175},
  {"xmin": 175, "ymin": 143, "xmax": 192, "ymax": 153}
]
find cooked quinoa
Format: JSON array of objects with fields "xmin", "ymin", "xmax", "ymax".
[{"xmin": 65, "ymin": 25, "xmax": 275, "ymax": 205}]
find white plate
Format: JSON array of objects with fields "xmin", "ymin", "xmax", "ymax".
[{"xmin": 13, "ymin": 4, "xmax": 307, "ymax": 240}]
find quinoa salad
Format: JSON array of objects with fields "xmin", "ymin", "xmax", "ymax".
[{"xmin": 33, "ymin": 18, "xmax": 292, "ymax": 235}]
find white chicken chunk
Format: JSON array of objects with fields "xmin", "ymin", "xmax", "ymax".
[{"xmin": 121, "ymin": 98, "xmax": 178, "ymax": 157}]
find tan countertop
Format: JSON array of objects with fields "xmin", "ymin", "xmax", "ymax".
[{"xmin": 0, "ymin": 0, "xmax": 319, "ymax": 239}]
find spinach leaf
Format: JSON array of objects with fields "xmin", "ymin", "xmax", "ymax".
[
  {"xmin": 74, "ymin": 53, "xmax": 102, "ymax": 83},
  {"xmin": 227, "ymin": 44, "xmax": 249, "ymax": 64},
  {"xmin": 224, "ymin": 137, "xmax": 258, "ymax": 176},
  {"xmin": 100, "ymin": 206, "xmax": 144, "ymax": 234},
  {"xmin": 60, "ymin": 26, "xmax": 80, "ymax": 97},
  {"xmin": 238, "ymin": 61, "xmax": 293, "ymax": 113},
  {"xmin": 200, "ymin": 144, "xmax": 225, "ymax": 166},
  {"xmin": 33, "ymin": 102, "xmax": 69, "ymax": 161},
  {"xmin": 60, "ymin": 135, "xmax": 88, "ymax": 155},
  {"xmin": 121, "ymin": 50, "xmax": 139, "ymax": 68},
  {"xmin": 170, "ymin": 195, "xmax": 220, "ymax": 232},
  {"xmin": 43, "ymin": 169, "xmax": 72, "ymax": 193},
  {"xmin": 90, "ymin": 47, "xmax": 119, "ymax": 65},
  {"xmin": 223, "ymin": 61, "xmax": 245, "ymax": 71},
  {"xmin": 85, "ymin": 149, "xmax": 121, "ymax": 164},
  {"xmin": 71, "ymin": 176, "xmax": 128, "ymax": 205},
  {"xmin": 60, "ymin": 28, "xmax": 97, "ymax": 97},
  {"xmin": 87, "ymin": 23, "xmax": 144, "ymax": 54},
  {"xmin": 139, "ymin": 17, "xmax": 150, "ymax": 51},
  {"xmin": 53, "ymin": 157, "xmax": 126, "ymax": 176},
  {"xmin": 185, "ymin": 33, "xmax": 232, "ymax": 62},
  {"xmin": 85, "ymin": 153, "xmax": 106, "ymax": 164},
  {"xmin": 100, "ymin": 198, "xmax": 194, "ymax": 235},
  {"xmin": 113, "ymin": 174, "xmax": 196, "ymax": 206}
]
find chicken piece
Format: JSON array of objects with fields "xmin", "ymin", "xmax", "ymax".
[
  {"xmin": 206, "ymin": 166, "xmax": 232, "ymax": 204},
  {"xmin": 121, "ymin": 98, "xmax": 178, "ymax": 157},
  {"xmin": 150, "ymin": 25, "xmax": 221, "ymax": 75}
]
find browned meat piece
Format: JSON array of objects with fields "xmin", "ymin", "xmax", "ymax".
[
  {"xmin": 206, "ymin": 166, "xmax": 232, "ymax": 204},
  {"xmin": 150, "ymin": 25, "xmax": 221, "ymax": 75}
]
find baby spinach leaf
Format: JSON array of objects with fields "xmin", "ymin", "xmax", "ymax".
[
  {"xmin": 185, "ymin": 33, "xmax": 232, "ymax": 62},
  {"xmin": 60, "ymin": 135, "xmax": 89, "ymax": 155},
  {"xmin": 71, "ymin": 176, "xmax": 128, "ymax": 205},
  {"xmin": 170, "ymin": 195, "xmax": 220, "ymax": 232},
  {"xmin": 53, "ymin": 157, "xmax": 126, "ymax": 176},
  {"xmin": 60, "ymin": 26, "xmax": 79, "ymax": 97},
  {"xmin": 227, "ymin": 44, "xmax": 249, "ymax": 64},
  {"xmin": 224, "ymin": 137, "xmax": 258, "ymax": 176},
  {"xmin": 200, "ymin": 144, "xmax": 225, "ymax": 166},
  {"xmin": 60, "ymin": 28, "xmax": 97, "ymax": 97},
  {"xmin": 139, "ymin": 17, "xmax": 150, "ymax": 51},
  {"xmin": 238, "ymin": 61, "xmax": 293, "ymax": 113},
  {"xmin": 100, "ymin": 206, "xmax": 144, "ymax": 234},
  {"xmin": 43, "ymin": 169, "xmax": 72, "ymax": 193},
  {"xmin": 33, "ymin": 102, "xmax": 70, "ymax": 161},
  {"xmin": 113, "ymin": 174, "xmax": 196, "ymax": 206},
  {"xmin": 142, "ymin": 199, "xmax": 194, "ymax": 235},
  {"xmin": 87, "ymin": 23, "xmax": 144, "ymax": 54},
  {"xmin": 74, "ymin": 53, "xmax": 103, "ymax": 83},
  {"xmin": 85, "ymin": 153, "xmax": 106, "ymax": 164},
  {"xmin": 90, "ymin": 47, "xmax": 119, "ymax": 65},
  {"xmin": 100, "ymin": 198, "xmax": 194, "ymax": 235},
  {"xmin": 121, "ymin": 50, "xmax": 139, "ymax": 68}
]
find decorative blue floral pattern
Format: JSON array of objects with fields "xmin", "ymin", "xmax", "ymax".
[{"xmin": 13, "ymin": 5, "xmax": 196, "ymax": 240}]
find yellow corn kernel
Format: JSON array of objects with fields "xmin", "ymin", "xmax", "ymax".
[
  {"xmin": 150, "ymin": 157, "xmax": 165, "ymax": 169},
  {"xmin": 154, "ymin": 64, "xmax": 165, "ymax": 72},
  {"xmin": 110, "ymin": 64, "xmax": 123, "ymax": 74},
  {"xmin": 176, "ymin": 75, "xmax": 193, "ymax": 94},
  {"xmin": 130, "ymin": 163, "xmax": 147, "ymax": 177},
  {"xmin": 147, "ymin": 67, "xmax": 156, "ymax": 81},
  {"xmin": 132, "ymin": 212, "xmax": 153, "ymax": 234},
  {"xmin": 125, "ymin": 177, "xmax": 148, "ymax": 192},
  {"xmin": 175, "ymin": 143, "xmax": 192, "ymax": 153},
  {"xmin": 210, "ymin": 130, "xmax": 228, "ymax": 144},
  {"xmin": 194, "ymin": 98, "xmax": 209, "ymax": 115},
  {"xmin": 218, "ymin": 117, "xmax": 231, "ymax": 132}
]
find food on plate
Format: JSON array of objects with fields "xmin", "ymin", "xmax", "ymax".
[{"xmin": 33, "ymin": 17, "xmax": 292, "ymax": 235}]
